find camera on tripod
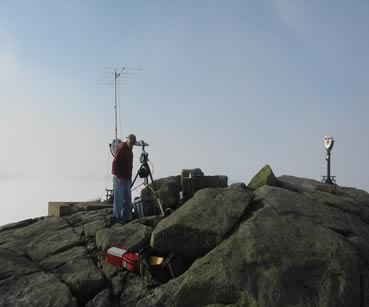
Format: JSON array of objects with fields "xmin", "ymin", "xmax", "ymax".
[
  {"xmin": 140, "ymin": 151, "xmax": 149, "ymax": 164},
  {"xmin": 137, "ymin": 141, "xmax": 150, "ymax": 178},
  {"xmin": 131, "ymin": 140, "xmax": 165, "ymax": 217}
]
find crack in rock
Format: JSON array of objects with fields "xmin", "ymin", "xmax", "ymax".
[
  {"xmin": 50, "ymin": 272, "xmax": 80, "ymax": 305},
  {"xmin": 321, "ymin": 225, "xmax": 356, "ymax": 239},
  {"xmin": 360, "ymin": 271, "xmax": 364, "ymax": 307},
  {"xmin": 62, "ymin": 217, "xmax": 85, "ymax": 238},
  {"xmin": 61, "ymin": 215, "xmax": 116, "ymax": 304},
  {"xmin": 223, "ymin": 196, "xmax": 264, "ymax": 241}
]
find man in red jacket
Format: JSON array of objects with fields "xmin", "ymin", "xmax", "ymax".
[{"xmin": 112, "ymin": 134, "xmax": 138, "ymax": 223}]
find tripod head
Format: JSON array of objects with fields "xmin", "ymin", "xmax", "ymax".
[{"xmin": 136, "ymin": 140, "xmax": 151, "ymax": 178}]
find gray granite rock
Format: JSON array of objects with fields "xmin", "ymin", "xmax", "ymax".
[
  {"xmin": 0, "ymin": 218, "xmax": 40, "ymax": 233},
  {"xmin": 86, "ymin": 289, "xmax": 112, "ymax": 307},
  {"xmin": 153, "ymin": 184, "xmax": 368, "ymax": 306},
  {"xmin": 1, "ymin": 171, "xmax": 369, "ymax": 306},
  {"xmin": 248, "ymin": 164, "xmax": 278, "ymax": 189},
  {"xmin": 96, "ymin": 222, "xmax": 153, "ymax": 252},
  {"xmin": 84, "ymin": 218, "xmax": 108, "ymax": 239},
  {"xmin": 54, "ymin": 255, "xmax": 106, "ymax": 304},
  {"xmin": 120, "ymin": 273, "xmax": 151, "ymax": 307},
  {"xmin": 39, "ymin": 246, "xmax": 88, "ymax": 270},
  {"xmin": 0, "ymin": 272, "xmax": 77, "ymax": 307},
  {"xmin": 0, "ymin": 217, "xmax": 84, "ymax": 261},
  {"xmin": 0, "ymin": 248, "xmax": 41, "ymax": 280},
  {"xmin": 112, "ymin": 271, "xmax": 128, "ymax": 297},
  {"xmin": 150, "ymin": 185, "xmax": 254, "ymax": 263}
]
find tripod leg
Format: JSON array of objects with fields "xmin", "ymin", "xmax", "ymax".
[
  {"xmin": 131, "ymin": 164, "xmax": 144, "ymax": 187},
  {"xmin": 156, "ymin": 198, "xmax": 165, "ymax": 217},
  {"xmin": 148, "ymin": 169, "xmax": 156, "ymax": 190},
  {"xmin": 147, "ymin": 164, "xmax": 165, "ymax": 216}
]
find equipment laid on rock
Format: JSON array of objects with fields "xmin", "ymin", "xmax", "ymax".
[
  {"xmin": 106, "ymin": 243, "xmax": 185, "ymax": 283},
  {"xmin": 132, "ymin": 197, "xmax": 160, "ymax": 219},
  {"xmin": 148, "ymin": 256, "xmax": 165, "ymax": 266},
  {"xmin": 122, "ymin": 252, "xmax": 139, "ymax": 272},
  {"xmin": 164, "ymin": 253, "xmax": 186, "ymax": 279},
  {"xmin": 181, "ymin": 168, "xmax": 228, "ymax": 200},
  {"xmin": 131, "ymin": 141, "xmax": 165, "ymax": 216},
  {"xmin": 138, "ymin": 247, "xmax": 186, "ymax": 284},
  {"xmin": 106, "ymin": 246, "xmax": 128, "ymax": 267},
  {"xmin": 106, "ymin": 244, "xmax": 140, "ymax": 272}
]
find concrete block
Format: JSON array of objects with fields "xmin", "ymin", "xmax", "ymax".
[
  {"xmin": 48, "ymin": 202, "xmax": 73, "ymax": 217},
  {"xmin": 182, "ymin": 175, "xmax": 228, "ymax": 200},
  {"xmin": 82, "ymin": 203, "xmax": 113, "ymax": 211}
]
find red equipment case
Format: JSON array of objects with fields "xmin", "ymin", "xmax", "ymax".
[
  {"xmin": 106, "ymin": 246, "xmax": 128, "ymax": 267},
  {"xmin": 122, "ymin": 252, "xmax": 139, "ymax": 272}
]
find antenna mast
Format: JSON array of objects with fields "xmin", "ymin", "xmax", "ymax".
[
  {"xmin": 114, "ymin": 67, "xmax": 126, "ymax": 140},
  {"xmin": 96, "ymin": 66, "xmax": 142, "ymax": 156}
]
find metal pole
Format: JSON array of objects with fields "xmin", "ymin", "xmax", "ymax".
[
  {"xmin": 327, "ymin": 152, "xmax": 331, "ymax": 179},
  {"xmin": 114, "ymin": 69, "xmax": 118, "ymax": 140},
  {"xmin": 325, "ymin": 151, "xmax": 333, "ymax": 184}
]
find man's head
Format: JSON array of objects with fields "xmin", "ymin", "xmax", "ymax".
[{"xmin": 126, "ymin": 134, "xmax": 138, "ymax": 149}]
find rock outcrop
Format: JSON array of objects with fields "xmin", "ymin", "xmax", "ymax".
[
  {"xmin": 248, "ymin": 163, "xmax": 278, "ymax": 189},
  {"xmin": 150, "ymin": 185, "xmax": 254, "ymax": 264},
  {"xmin": 1, "ymin": 167, "xmax": 369, "ymax": 307}
]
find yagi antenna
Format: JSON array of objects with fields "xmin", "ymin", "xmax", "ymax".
[{"xmin": 96, "ymin": 66, "xmax": 142, "ymax": 156}]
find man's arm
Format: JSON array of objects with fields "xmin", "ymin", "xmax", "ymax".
[
  {"xmin": 112, "ymin": 144, "xmax": 124, "ymax": 179},
  {"xmin": 112, "ymin": 144, "xmax": 130, "ymax": 183}
]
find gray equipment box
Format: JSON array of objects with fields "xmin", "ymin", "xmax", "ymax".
[
  {"xmin": 181, "ymin": 168, "xmax": 228, "ymax": 201},
  {"xmin": 133, "ymin": 197, "xmax": 160, "ymax": 219}
]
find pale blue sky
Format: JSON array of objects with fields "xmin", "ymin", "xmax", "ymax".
[{"xmin": 1, "ymin": 0, "xmax": 369, "ymax": 226}]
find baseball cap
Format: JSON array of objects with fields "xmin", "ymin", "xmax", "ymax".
[{"xmin": 126, "ymin": 134, "xmax": 139, "ymax": 145}]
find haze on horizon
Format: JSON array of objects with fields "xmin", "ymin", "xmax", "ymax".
[{"xmin": 1, "ymin": 0, "xmax": 369, "ymax": 226}]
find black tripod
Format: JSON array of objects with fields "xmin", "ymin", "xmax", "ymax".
[{"xmin": 131, "ymin": 142, "xmax": 164, "ymax": 216}]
